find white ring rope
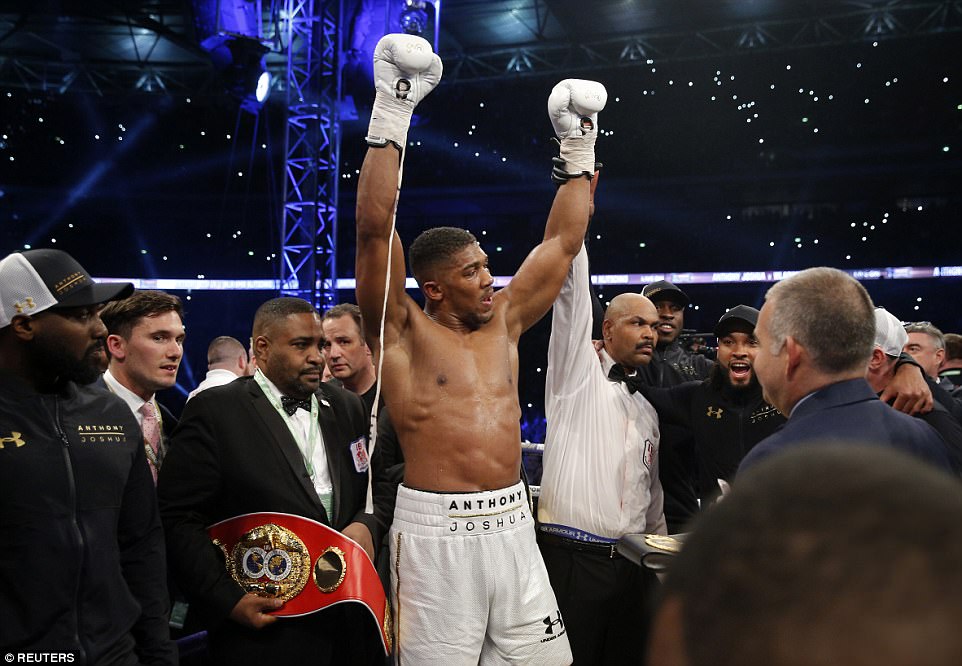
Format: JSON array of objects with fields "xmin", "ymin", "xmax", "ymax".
[{"xmin": 365, "ymin": 145, "xmax": 405, "ymax": 514}]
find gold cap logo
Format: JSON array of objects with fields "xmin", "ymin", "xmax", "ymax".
[{"xmin": 12, "ymin": 298, "xmax": 36, "ymax": 314}]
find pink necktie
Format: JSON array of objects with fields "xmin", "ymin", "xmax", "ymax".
[{"xmin": 140, "ymin": 402, "xmax": 161, "ymax": 485}]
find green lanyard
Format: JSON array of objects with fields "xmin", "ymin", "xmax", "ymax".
[{"xmin": 253, "ymin": 370, "xmax": 321, "ymax": 479}]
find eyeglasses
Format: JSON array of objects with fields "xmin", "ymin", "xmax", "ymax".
[{"xmin": 902, "ymin": 321, "xmax": 932, "ymax": 327}]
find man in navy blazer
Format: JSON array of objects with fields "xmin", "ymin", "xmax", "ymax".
[
  {"xmin": 158, "ymin": 297, "xmax": 384, "ymax": 664},
  {"xmin": 739, "ymin": 267, "xmax": 950, "ymax": 475}
]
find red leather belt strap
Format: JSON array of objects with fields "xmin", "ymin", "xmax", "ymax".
[{"xmin": 208, "ymin": 511, "xmax": 390, "ymax": 655}]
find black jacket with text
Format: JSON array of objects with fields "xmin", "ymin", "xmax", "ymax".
[
  {"xmin": 639, "ymin": 370, "xmax": 785, "ymax": 507},
  {"xmin": 0, "ymin": 372, "xmax": 175, "ymax": 665}
]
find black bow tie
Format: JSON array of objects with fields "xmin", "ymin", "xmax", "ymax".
[
  {"xmin": 608, "ymin": 364, "xmax": 644, "ymax": 394},
  {"xmin": 281, "ymin": 395, "xmax": 312, "ymax": 416}
]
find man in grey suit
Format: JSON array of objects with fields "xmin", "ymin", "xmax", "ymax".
[{"xmin": 738, "ymin": 267, "xmax": 950, "ymax": 474}]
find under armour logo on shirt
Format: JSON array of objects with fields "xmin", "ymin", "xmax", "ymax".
[{"xmin": 542, "ymin": 612, "xmax": 565, "ymax": 635}]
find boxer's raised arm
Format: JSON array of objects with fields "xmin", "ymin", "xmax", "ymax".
[
  {"xmin": 356, "ymin": 34, "xmax": 442, "ymax": 346},
  {"xmin": 504, "ymin": 79, "xmax": 607, "ymax": 336}
]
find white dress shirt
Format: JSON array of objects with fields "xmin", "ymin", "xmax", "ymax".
[
  {"xmin": 187, "ymin": 368, "xmax": 240, "ymax": 401},
  {"xmin": 103, "ymin": 368, "xmax": 153, "ymax": 428},
  {"xmin": 539, "ymin": 245, "xmax": 666, "ymax": 540},
  {"xmin": 103, "ymin": 369, "xmax": 166, "ymax": 478},
  {"xmin": 255, "ymin": 370, "xmax": 333, "ymax": 501}
]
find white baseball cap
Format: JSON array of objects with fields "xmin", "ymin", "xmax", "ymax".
[
  {"xmin": 874, "ymin": 307, "xmax": 908, "ymax": 357},
  {"xmin": 0, "ymin": 249, "xmax": 133, "ymax": 328}
]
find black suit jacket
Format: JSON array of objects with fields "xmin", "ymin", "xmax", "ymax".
[
  {"xmin": 157, "ymin": 376, "xmax": 381, "ymax": 663},
  {"xmin": 158, "ymin": 401, "xmax": 178, "ymax": 442}
]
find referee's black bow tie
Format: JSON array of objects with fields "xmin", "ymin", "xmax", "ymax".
[
  {"xmin": 281, "ymin": 396, "xmax": 312, "ymax": 416},
  {"xmin": 607, "ymin": 364, "xmax": 644, "ymax": 394}
]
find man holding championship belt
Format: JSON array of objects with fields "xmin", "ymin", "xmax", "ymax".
[
  {"xmin": 158, "ymin": 297, "xmax": 387, "ymax": 663},
  {"xmin": 355, "ymin": 33, "xmax": 604, "ymax": 664}
]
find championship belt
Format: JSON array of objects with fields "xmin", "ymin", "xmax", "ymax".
[{"xmin": 208, "ymin": 512, "xmax": 391, "ymax": 654}]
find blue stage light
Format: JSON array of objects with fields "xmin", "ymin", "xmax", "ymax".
[{"xmin": 400, "ymin": 1, "xmax": 429, "ymax": 36}]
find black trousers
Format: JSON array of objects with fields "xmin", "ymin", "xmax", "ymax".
[
  {"xmin": 203, "ymin": 604, "xmax": 383, "ymax": 665},
  {"xmin": 538, "ymin": 533, "xmax": 660, "ymax": 666}
]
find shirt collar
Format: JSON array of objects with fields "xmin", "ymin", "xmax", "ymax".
[
  {"xmin": 255, "ymin": 368, "xmax": 291, "ymax": 404},
  {"xmin": 788, "ymin": 390, "xmax": 817, "ymax": 419},
  {"xmin": 600, "ymin": 347, "xmax": 638, "ymax": 379},
  {"xmin": 103, "ymin": 368, "xmax": 152, "ymax": 413}
]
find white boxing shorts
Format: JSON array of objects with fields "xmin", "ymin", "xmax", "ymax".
[{"xmin": 390, "ymin": 481, "xmax": 572, "ymax": 665}]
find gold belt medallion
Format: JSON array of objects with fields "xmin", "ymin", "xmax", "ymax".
[
  {"xmin": 222, "ymin": 522, "xmax": 311, "ymax": 601},
  {"xmin": 644, "ymin": 534, "xmax": 684, "ymax": 553}
]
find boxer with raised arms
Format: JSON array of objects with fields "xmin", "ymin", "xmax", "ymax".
[{"xmin": 355, "ymin": 33, "xmax": 605, "ymax": 664}]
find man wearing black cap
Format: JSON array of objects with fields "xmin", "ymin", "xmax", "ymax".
[
  {"xmin": 0, "ymin": 249, "xmax": 176, "ymax": 664},
  {"xmin": 637, "ymin": 281, "xmax": 713, "ymax": 530},
  {"xmin": 640, "ymin": 280, "xmax": 713, "ymax": 386},
  {"xmin": 637, "ymin": 305, "xmax": 785, "ymax": 510}
]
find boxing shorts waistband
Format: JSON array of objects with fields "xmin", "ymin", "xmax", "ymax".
[{"xmin": 393, "ymin": 482, "xmax": 531, "ymax": 537}]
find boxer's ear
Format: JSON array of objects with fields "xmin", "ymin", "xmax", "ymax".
[{"xmin": 423, "ymin": 280, "xmax": 443, "ymax": 303}]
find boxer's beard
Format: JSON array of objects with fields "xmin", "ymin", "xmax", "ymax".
[{"xmin": 463, "ymin": 309, "xmax": 494, "ymax": 331}]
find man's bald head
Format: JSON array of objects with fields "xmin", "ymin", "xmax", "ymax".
[
  {"xmin": 603, "ymin": 293, "xmax": 658, "ymax": 368},
  {"xmin": 605, "ymin": 293, "xmax": 650, "ymax": 320}
]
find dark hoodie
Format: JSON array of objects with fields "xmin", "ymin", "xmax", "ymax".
[{"xmin": 638, "ymin": 364, "xmax": 785, "ymax": 508}]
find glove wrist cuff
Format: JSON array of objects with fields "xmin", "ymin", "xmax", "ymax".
[
  {"xmin": 551, "ymin": 156, "xmax": 600, "ymax": 184},
  {"xmin": 367, "ymin": 90, "xmax": 414, "ymax": 148},
  {"xmin": 558, "ymin": 136, "xmax": 597, "ymax": 175}
]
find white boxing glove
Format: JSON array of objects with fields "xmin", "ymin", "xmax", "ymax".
[
  {"xmin": 547, "ymin": 79, "xmax": 607, "ymax": 176},
  {"xmin": 366, "ymin": 34, "xmax": 443, "ymax": 148}
]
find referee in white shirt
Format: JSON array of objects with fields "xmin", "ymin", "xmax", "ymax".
[{"xmin": 538, "ymin": 238, "xmax": 667, "ymax": 664}]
